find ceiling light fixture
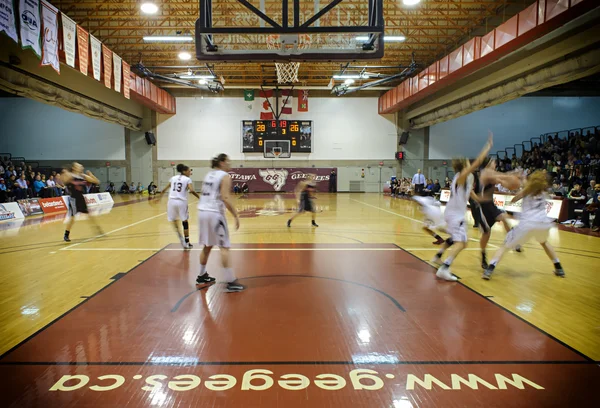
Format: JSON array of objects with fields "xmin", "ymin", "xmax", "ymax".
[
  {"xmin": 333, "ymin": 74, "xmax": 369, "ymax": 80},
  {"xmin": 178, "ymin": 52, "xmax": 192, "ymax": 61},
  {"xmin": 356, "ymin": 35, "xmax": 406, "ymax": 42},
  {"xmin": 402, "ymin": 0, "xmax": 422, "ymax": 6},
  {"xmin": 179, "ymin": 74, "xmax": 215, "ymax": 79},
  {"xmin": 140, "ymin": 3, "xmax": 159, "ymax": 14},
  {"xmin": 198, "ymin": 79, "xmax": 207, "ymax": 85},
  {"xmin": 344, "ymin": 79, "xmax": 355, "ymax": 85},
  {"xmin": 143, "ymin": 36, "xmax": 193, "ymax": 42}
]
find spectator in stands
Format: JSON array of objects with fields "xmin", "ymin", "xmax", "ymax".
[
  {"xmin": 444, "ymin": 177, "xmax": 451, "ymax": 188},
  {"xmin": 119, "ymin": 182, "xmax": 129, "ymax": 194},
  {"xmin": 0, "ymin": 178, "xmax": 6, "ymax": 203},
  {"xmin": 432, "ymin": 179, "xmax": 441, "ymax": 195},
  {"xmin": 587, "ymin": 180, "xmax": 596, "ymax": 198},
  {"xmin": 241, "ymin": 183, "xmax": 249, "ymax": 195},
  {"xmin": 424, "ymin": 179, "xmax": 435, "ymax": 196},
  {"xmin": 129, "ymin": 183, "xmax": 136, "ymax": 194},
  {"xmin": 4, "ymin": 166, "xmax": 15, "ymax": 180},
  {"xmin": 15, "ymin": 174, "xmax": 28, "ymax": 199},
  {"xmin": 147, "ymin": 182, "xmax": 157, "ymax": 195},
  {"xmin": 233, "ymin": 183, "xmax": 240, "ymax": 194},
  {"xmin": 581, "ymin": 182, "xmax": 600, "ymax": 232},
  {"xmin": 552, "ymin": 181, "xmax": 568, "ymax": 197},
  {"xmin": 33, "ymin": 175, "xmax": 46, "ymax": 197},
  {"xmin": 0, "ymin": 164, "xmax": 4, "ymax": 176},
  {"xmin": 136, "ymin": 182, "xmax": 143, "ymax": 193},
  {"xmin": 46, "ymin": 175, "xmax": 58, "ymax": 197},
  {"xmin": 55, "ymin": 174, "xmax": 65, "ymax": 195}
]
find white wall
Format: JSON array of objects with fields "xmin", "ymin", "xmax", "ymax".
[
  {"xmin": 429, "ymin": 97, "xmax": 600, "ymax": 159},
  {"xmin": 157, "ymin": 97, "xmax": 397, "ymax": 161},
  {"xmin": 0, "ymin": 97, "xmax": 125, "ymax": 160},
  {"xmin": 130, "ymin": 131, "xmax": 153, "ymax": 185}
]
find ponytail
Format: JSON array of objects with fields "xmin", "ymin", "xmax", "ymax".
[
  {"xmin": 211, "ymin": 153, "xmax": 228, "ymax": 169},
  {"xmin": 176, "ymin": 163, "xmax": 189, "ymax": 174}
]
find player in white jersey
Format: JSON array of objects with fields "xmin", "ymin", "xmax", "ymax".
[
  {"xmin": 412, "ymin": 195, "xmax": 447, "ymax": 245},
  {"xmin": 160, "ymin": 164, "xmax": 199, "ymax": 249},
  {"xmin": 196, "ymin": 154, "xmax": 244, "ymax": 292},
  {"xmin": 483, "ymin": 171, "xmax": 565, "ymax": 280},
  {"xmin": 432, "ymin": 133, "xmax": 493, "ymax": 281}
]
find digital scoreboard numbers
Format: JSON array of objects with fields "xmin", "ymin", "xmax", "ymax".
[{"xmin": 241, "ymin": 120, "xmax": 312, "ymax": 153}]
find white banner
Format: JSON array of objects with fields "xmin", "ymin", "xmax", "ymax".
[
  {"xmin": 0, "ymin": 0, "xmax": 18, "ymax": 43},
  {"xmin": 113, "ymin": 53, "xmax": 122, "ymax": 93},
  {"xmin": 60, "ymin": 13, "xmax": 76, "ymax": 68},
  {"xmin": 439, "ymin": 190, "xmax": 563, "ymax": 220},
  {"xmin": 19, "ymin": 0, "xmax": 41, "ymax": 58},
  {"xmin": 90, "ymin": 34, "xmax": 102, "ymax": 81},
  {"xmin": 0, "ymin": 202, "xmax": 25, "ymax": 221},
  {"xmin": 84, "ymin": 192, "xmax": 114, "ymax": 208},
  {"xmin": 40, "ymin": 0, "xmax": 59, "ymax": 73}
]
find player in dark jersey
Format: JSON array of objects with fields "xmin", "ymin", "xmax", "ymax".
[
  {"xmin": 287, "ymin": 174, "xmax": 318, "ymax": 227},
  {"xmin": 477, "ymin": 158, "xmax": 523, "ymax": 268},
  {"xmin": 61, "ymin": 162, "xmax": 102, "ymax": 242}
]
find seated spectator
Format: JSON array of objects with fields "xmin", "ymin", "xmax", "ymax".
[
  {"xmin": 0, "ymin": 178, "xmax": 7, "ymax": 202},
  {"xmin": 46, "ymin": 175, "xmax": 58, "ymax": 197},
  {"xmin": 444, "ymin": 177, "xmax": 451, "ymax": 189},
  {"xmin": 54, "ymin": 174, "xmax": 65, "ymax": 196},
  {"xmin": 432, "ymin": 179, "xmax": 441, "ymax": 194},
  {"xmin": 147, "ymin": 182, "xmax": 157, "ymax": 195},
  {"xmin": 15, "ymin": 174, "xmax": 28, "ymax": 199},
  {"xmin": 33, "ymin": 175, "xmax": 47, "ymax": 197},
  {"xmin": 233, "ymin": 183, "xmax": 240, "ymax": 194},
  {"xmin": 552, "ymin": 182, "xmax": 568, "ymax": 196},
  {"xmin": 136, "ymin": 182, "xmax": 143, "ymax": 193},
  {"xmin": 105, "ymin": 182, "xmax": 115, "ymax": 193},
  {"xmin": 129, "ymin": 183, "xmax": 137, "ymax": 194},
  {"xmin": 120, "ymin": 182, "xmax": 129, "ymax": 194},
  {"xmin": 241, "ymin": 183, "xmax": 249, "ymax": 195},
  {"xmin": 587, "ymin": 180, "xmax": 596, "ymax": 198},
  {"xmin": 581, "ymin": 183, "xmax": 600, "ymax": 232}
]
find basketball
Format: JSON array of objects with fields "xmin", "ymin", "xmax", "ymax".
[{"xmin": 503, "ymin": 175, "xmax": 521, "ymax": 190}]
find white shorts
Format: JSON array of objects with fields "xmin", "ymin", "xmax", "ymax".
[
  {"xmin": 167, "ymin": 200, "xmax": 189, "ymax": 222},
  {"xmin": 198, "ymin": 211, "xmax": 230, "ymax": 248},
  {"xmin": 504, "ymin": 224, "xmax": 549, "ymax": 249},
  {"xmin": 414, "ymin": 196, "xmax": 446, "ymax": 230},
  {"xmin": 445, "ymin": 216, "xmax": 467, "ymax": 242}
]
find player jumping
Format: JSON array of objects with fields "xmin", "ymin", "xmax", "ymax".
[{"xmin": 483, "ymin": 170, "xmax": 565, "ymax": 280}]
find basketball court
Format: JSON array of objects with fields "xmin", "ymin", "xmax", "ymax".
[{"xmin": 1, "ymin": 0, "xmax": 600, "ymax": 407}]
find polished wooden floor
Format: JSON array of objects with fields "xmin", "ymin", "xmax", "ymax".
[{"xmin": 0, "ymin": 193, "xmax": 599, "ymax": 407}]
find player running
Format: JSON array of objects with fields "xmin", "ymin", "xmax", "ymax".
[
  {"xmin": 161, "ymin": 163, "xmax": 199, "ymax": 249},
  {"xmin": 62, "ymin": 162, "xmax": 102, "ymax": 242},
  {"xmin": 287, "ymin": 174, "xmax": 319, "ymax": 227}
]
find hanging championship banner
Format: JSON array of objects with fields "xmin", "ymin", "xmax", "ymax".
[
  {"xmin": 76, "ymin": 25, "xmax": 88, "ymax": 75},
  {"xmin": 298, "ymin": 90, "xmax": 309, "ymax": 112},
  {"xmin": 40, "ymin": 0, "xmax": 59, "ymax": 73},
  {"xmin": 89, "ymin": 34, "xmax": 101, "ymax": 81},
  {"xmin": 60, "ymin": 13, "xmax": 76, "ymax": 68},
  {"xmin": 102, "ymin": 44, "xmax": 112, "ymax": 88},
  {"xmin": 113, "ymin": 53, "xmax": 122, "ymax": 93},
  {"xmin": 19, "ymin": 0, "xmax": 42, "ymax": 58},
  {"xmin": 0, "ymin": 0, "xmax": 18, "ymax": 43},
  {"xmin": 122, "ymin": 61, "xmax": 130, "ymax": 99}
]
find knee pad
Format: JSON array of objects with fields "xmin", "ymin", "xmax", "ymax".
[
  {"xmin": 182, "ymin": 220, "xmax": 189, "ymax": 230},
  {"xmin": 445, "ymin": 238, "xmax": 454, "ymax": 246}
]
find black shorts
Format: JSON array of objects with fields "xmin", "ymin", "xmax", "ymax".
[
  {"xmin": 69, "ymin": 196, "xmax": 89, "ymax": 216},
  {"xmin": 299, "ymin": 198, "xmax": 314, "ymax": 213},
  {"xmin": 479, "ymin": 202, "xmax": 504, "ymax": 233}
]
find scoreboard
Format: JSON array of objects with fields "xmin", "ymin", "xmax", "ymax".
[{"xmin": 241, "ymin": 120, "xmax": 312, "ymax": 153}]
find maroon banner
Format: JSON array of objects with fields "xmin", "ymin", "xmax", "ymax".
[{"xmin": 228, "ymin": 168, "xmax": 336, "ymax": 193}]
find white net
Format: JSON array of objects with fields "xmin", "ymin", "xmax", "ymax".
[{"xmin": 266, "ymin": 34, "xmax": 311, "ymax": 83}]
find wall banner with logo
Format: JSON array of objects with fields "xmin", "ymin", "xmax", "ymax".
[
  {"xmin": 60, "ymin": 13, "xmax": 76, "ymax": 67},
  {"xmin": 39, "ymin": 197, "xmax": 67, "ymax": 214},
  {"xmin": 228, "ymin": 168, "xmax": 336, "ymax": 193},
  {"xmin": 122, "ymin": 61, "xmax": 130, "ymax": 99},
  {"xmin": 0, "ymin": 0, "xmax": 19, "ymax": 43},
  {"xmin": 0, "ymin": 202, "xmax": 25, "ymax": 221},
  {"xmin": 19, "ymin": 0, "xmax": 42, "ymax": 58},
  {"xmin": 40, "ymin": 0, "xmax": 59, "ymax": 74},
  {"xmin": 83, "ymin": 192, "xmax": 114, "ymax": 208},
  {"xmin": 17, "ymin": 198, "xmax": 43, "ymax": 216},
  {"xmin": 76, "ymin": 25, "xmax": 88, "ymax": 75},
  {"xmin": 89, "ymin": 34, "xmax": 101, "ymax": 81}
]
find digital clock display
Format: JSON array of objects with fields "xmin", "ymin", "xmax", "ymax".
[{"xmin": 241, "ymin": 120, "xmax": 312, "ymax": 153}]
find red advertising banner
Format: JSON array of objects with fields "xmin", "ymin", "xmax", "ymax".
[
  {"xmin": 39, "ymin": 197, "xmax": 68, "ymax": 214},
  {"xmin": 102, "ymin": 44, "xmax": 112, "ymax": 88},
  {"xmin": 76, "ymin": 26, "xmax": 89, "ymax": 76},
  {"xmin": 228, "ymin": 168, "xmax": 336, "ymax": 193},
  {"xmin": 17, "ymin": 198, "xmax": 44, "ymax": 216}
]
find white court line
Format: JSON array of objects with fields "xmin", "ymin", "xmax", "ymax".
[
  {"xmin": 350, "ymin": 198, "xmax": 498, "ymax": 248},
  {"xmin": 63, "ymin": 247, "xmax": 403, "ymax": 252}
]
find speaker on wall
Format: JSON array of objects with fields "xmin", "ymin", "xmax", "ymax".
[
  {"xmin": 399, "ymin": 132, "xmax": 409, "ymax": 145},
  {"xmin": 145, "ymin": 132, "xmax": 156, "ymax": 145}
]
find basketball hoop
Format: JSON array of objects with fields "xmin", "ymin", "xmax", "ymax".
[
  {"xmin": 266, "ymin": 34, "xmax": 311, "ymax": 83},
  {"xmin": 273, "ymin": 151, "xmax": 282, "ymax": 158}
]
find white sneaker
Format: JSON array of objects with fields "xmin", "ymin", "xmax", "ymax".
[{"xmin": 436, "ymin": 265, "xmax": 458, "ymax": 281}]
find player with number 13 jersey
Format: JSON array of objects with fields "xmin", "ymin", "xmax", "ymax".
[{"xmin": 161, "ymin": 163, "xmax": 199, "ymax": 249}]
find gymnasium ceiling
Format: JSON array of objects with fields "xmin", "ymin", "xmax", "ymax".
[{"xmin": 50, "ymin": 0, "xmax": 537, "ymax": 88}]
